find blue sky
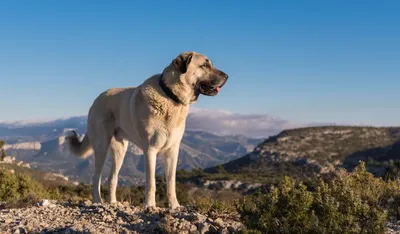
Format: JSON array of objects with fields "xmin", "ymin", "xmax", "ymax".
[{"xmin": 0, "ymin": 0, "xmax": 399, "ymax": 126}]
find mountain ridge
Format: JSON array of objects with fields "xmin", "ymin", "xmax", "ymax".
[
  {"xmin": 206, "ymin": 125, "xmax": 400, "ymax": 180},
  {"xmin": 4, "ymin": 129, "xmax": 262, "ymax": 186}
]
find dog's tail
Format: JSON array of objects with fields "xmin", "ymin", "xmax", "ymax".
[{"xmin": 65, "ymin": 131, "xmax": 93, "ymax": 159}]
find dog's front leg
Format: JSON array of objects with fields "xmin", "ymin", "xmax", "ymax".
[
  {"xmin": 144, "ymin": 147, "xmax": 157, "ymax": 209},
  {"xmin": 163, "ymin": 145, "xmax": 181, "ymax": 209}
]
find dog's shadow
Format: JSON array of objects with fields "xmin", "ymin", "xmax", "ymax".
[{"xmin": 118, "ymin": 209, "xmax": 164, "ymax": 233}]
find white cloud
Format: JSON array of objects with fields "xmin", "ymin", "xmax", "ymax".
[
  {"xmin": 1, "ymin": 107, "xmax": 304, "ymax": 138},
  {"xmin": 186, "ymin": 107, "xmax": 300, "ymax": 138}
]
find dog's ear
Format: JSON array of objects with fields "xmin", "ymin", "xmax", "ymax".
[{"xmin": 172, "ymin": 52, "xmax": 193, "ymax": 74}]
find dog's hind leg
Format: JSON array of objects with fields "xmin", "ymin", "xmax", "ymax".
[
  {"xmin": 108, "ymin": 136, "xmax": 128, "ymax": 204},
  {"xmin": 91, "ymin": 144, "xmax": 109, "ymax": 203},
  {"xmin": 89, "ymin": 117, "xmax": 114, "ymax": 204}
]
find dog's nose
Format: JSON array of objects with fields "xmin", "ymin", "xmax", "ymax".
[{"xmin": 220, "ymin": 71, "xmax": 228, "ymax": 80}]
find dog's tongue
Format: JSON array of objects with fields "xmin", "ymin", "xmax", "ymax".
[{"xmin": 216, "ymin": 87, "xmax": 221, "ymax": 92}]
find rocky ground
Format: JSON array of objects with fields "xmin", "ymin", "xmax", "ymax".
[
  {"xmin": 0, "ymin": 200, "xmax": 243, "ymax": 234},
  {"xmin": 387, "ymin": 221, "xmax": 400, "ymax": 234},
  {"xmin": 1, "ymin": 199, "xmax": 399, "ymax": 234}
]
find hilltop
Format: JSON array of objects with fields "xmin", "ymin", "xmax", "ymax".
[{"xmin": 189, "ymin": 126, "xmax": 400, "ymax": 185}]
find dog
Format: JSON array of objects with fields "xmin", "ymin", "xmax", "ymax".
[{"xmin": 65, "ymin": 51, "xmax": 228, "ymax": 210}]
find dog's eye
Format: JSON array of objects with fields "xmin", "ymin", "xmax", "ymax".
[{"xmin": 201, "ymin": 63, "xmax": 208, "ymax": 68}]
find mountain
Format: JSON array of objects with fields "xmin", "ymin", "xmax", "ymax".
[
  {"xmin": 0, "ymin": 108, "xmax": 303, "ymax": 185},
  {"xmin": 207, "ymin": 126, "xmax": 400, "ymax": 181},
  {"xmin": 2, "ymin": 110, "xmax": 268, "ymax": 185},
  {"xmin": 4, "ymin": 131, "xmax": 261, "ymax": 186},
  {"xmin": 0, "ymin": 116, "xmax": 87, "ymax": 143}
]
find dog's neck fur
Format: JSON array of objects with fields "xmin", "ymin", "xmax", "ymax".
[{"xmin": 160, "ymin": 66, "xmax": 199, "ymax": 105}]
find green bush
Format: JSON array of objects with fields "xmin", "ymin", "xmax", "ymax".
[
  {"xmin": 0, "ymin": 169, "xmax": 58, "ymax": 205},
  {"xmin": 190, "ymin": 197, "xmax": 237, "ymax": 215},
  {"xmin": 0, "ymin": 140, "xmax": 6, "ymax": 161},
  {"xmin": 236, "ymin": 162, "xmax": 400, "ymax": 234}
]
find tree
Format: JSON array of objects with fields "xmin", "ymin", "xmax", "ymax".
[
  {"xmin": 216, "ymin": 165, "xmax": 227, "ymax": 174},
  {"xmin": 0, "ymin": 140, "xmax": 6, "ymax": 161}
]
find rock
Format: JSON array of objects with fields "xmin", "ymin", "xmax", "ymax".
[
  {"xmin": 21, "ymin": 163, "xmax": 30, "ymax": 168},
  {"xmin": 209, "ymin": 225, "xmax": 218, "ymax": 233},
  {"xmin": 4, "ymin": 217, "xmax": 13, "ymax": 224},
  {"xmin": 190, "ymin": 224, "xmax": 198, "ymax": 232},
  {"xmin": 62, "ymin": 227, "xmax": 74, "ymax": 234},
  {"xmin": 117, "ymin": 217, "xmax": 124, "ymax": 224},
  {"xmin": 83, "ymin": 200, "xmax": 92, "ymax": 206},
  {"xmin": 2, "ymin": 156, "xmax": 14, "ymax": 163},
  {"xmin": 0, "ymin": 202, "xmax": 243, "ymax": 234},
  {"xmin": 227, "ymin": 226, "xmax": 237, "ymax": 233},
  {"xmin": 39, "ymin": 199, "xmax": 51, "ymax": 206},
  {"xmin": 214, "ymin": 217, "xmax": 224, "ymax": 227},
  {"xmin": 197, "ymin": 222, "xmax": 211, "ymax": 234},
  {"xmin": 122, "ymin": 201, "xmax": 130, "ymax": 207},
  {"xmin": 12, "ymin": 227, "xmax": 26, "ymax": 234}
]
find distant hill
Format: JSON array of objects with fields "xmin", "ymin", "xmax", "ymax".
[
  {"xmin": 1, "ymin": 110, "xmax": 298, "ymax": 185},
  {"xmin": 4, "ymin": 130, "xmax": 261, "ymax": 186},
  {"xmin": 206, "ymin": 126, "xmax": 400, "ymax": 181}
]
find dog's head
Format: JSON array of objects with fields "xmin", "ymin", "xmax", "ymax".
[{"xmin": 172, "ymin": 51, "xmax": 228, "ymax": 96}]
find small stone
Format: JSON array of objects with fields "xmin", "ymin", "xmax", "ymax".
[
  {"xmin": 190, "ymin": 224, "xmax": 198, "ymax": 232},
  {"xmin": 209, "ymin": 225, "xmax": 218, "ymax": 233},
  {"xmin": 106, "ymin": 215, "xmax": 114, "ymax": 222},
  {"xmin": 214, "ymin": 218, "xmax": 224, "ymax": 227},
  {"xmin": 227, "ymin": 226, "xmax": 237, "ymax": 233},
  {"xmin": 178, "ymin": 222, "xmax": 184, "ymax": 229},
  {"xmin": 39, "ymin": 199, "xmax": 51, "ymax": 206},
  {"xmin": 63, "ymin": 227, "xmax": 74, "ymax": 234},
  {"xmin": 117, "ymin": 217, "xmax": 124, "ymax": 224},
  {"xmin": 84, "ymin": 200, "xmax": 92, "ymax": 206},
  {"xmin": 13, "ymin": 227, "xmax": 26, "ymax": 234},
  {"xmin": 4, "ymin": 217, "xmax": 13, "ymax": 224},
  {"xmin": 197, "ymin": 222, "xmax": 211, "ymax": 234},
  {"xmin": 122, "ymin": 201, "xmax": 130, "ymax": 207}
]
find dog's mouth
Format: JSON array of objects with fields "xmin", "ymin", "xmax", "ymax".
[{"xmin": 198, "ymin": 82, "xmax": 224, "ymax": 96}]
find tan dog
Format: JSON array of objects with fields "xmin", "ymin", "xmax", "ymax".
[{"xmin": 65, "ymin": 51, "xmax": 228, "ymax": 209}]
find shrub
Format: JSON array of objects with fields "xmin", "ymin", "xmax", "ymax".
[
  {"xmin": 0, "ymin": 140, "xmax": 6, "ymax": 161},
  {"xmin": 236, "ymin": 161, "xmax": 400, "ymax": 234},
  {"xmin": 385, "ymin": 160, "xmax": 400, "ymax": 180},
  {"xmin": 190, "ymin": 197, "xmax": 237, "ymax": 215},
  {"xmin": 0, "ymin": 169, "xmax": 58, "ymax": 205}
]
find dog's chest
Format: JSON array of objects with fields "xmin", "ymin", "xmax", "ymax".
[
  {"xmin": 158, "ymin": 107, "xmax": 188, "ymax": 147},
  {"xmin": 163, "ymin": 108, "xmax": 187, "ymax": 127}
]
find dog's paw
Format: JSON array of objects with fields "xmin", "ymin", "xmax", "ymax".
[
  {"xmin": 168, "ymin": 205, "xmax": 186, "ymax": 213},
  {"xmin": 144, "ymin": 206, "xmax": 161, "ymax": 214}
]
